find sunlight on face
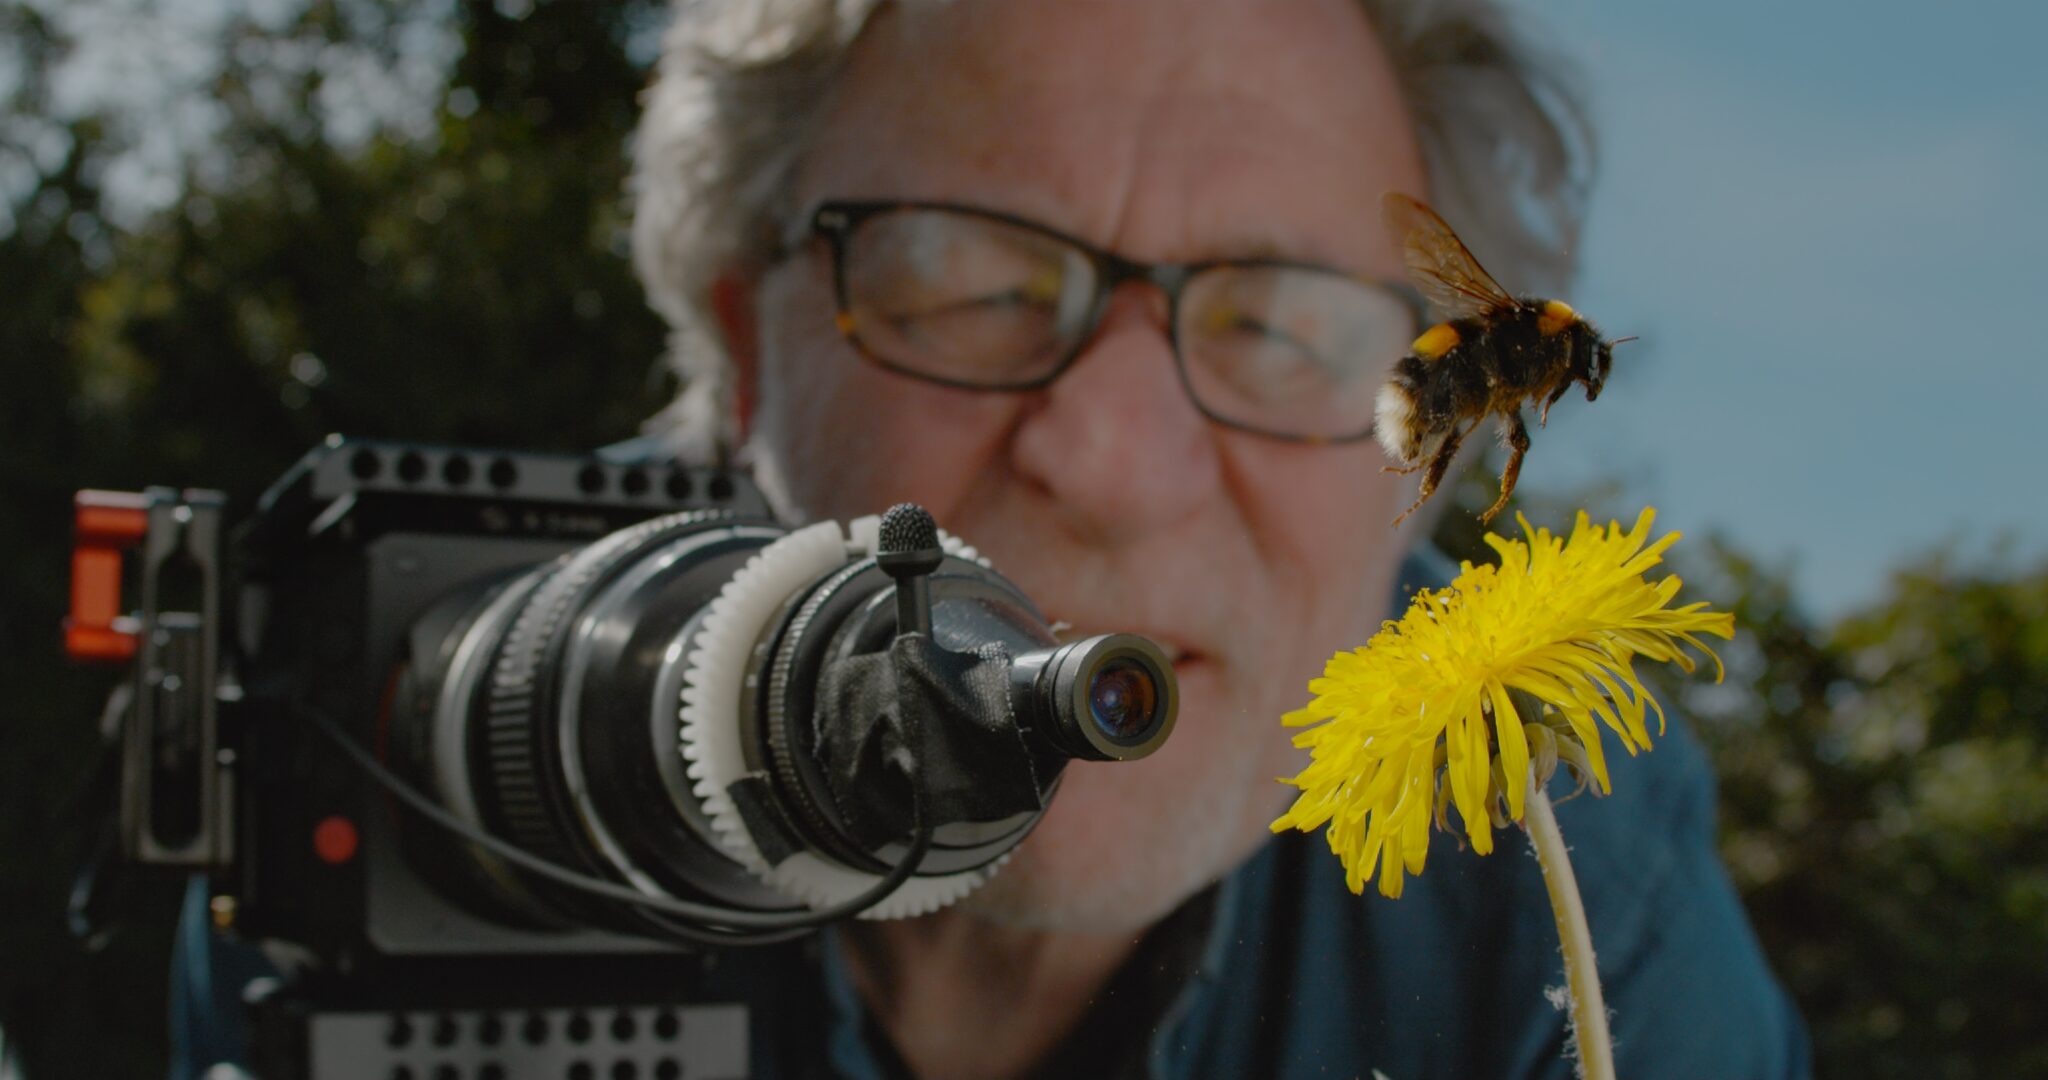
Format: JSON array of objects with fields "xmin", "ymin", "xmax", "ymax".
[{"xmin": 748, "ymin": 0, "xmax": 1428, "ymax": 931}]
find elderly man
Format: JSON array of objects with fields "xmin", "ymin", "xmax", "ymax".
[{"xmin": 627, "ymin": 0, "xmax": 1809, "ymax": 1078}]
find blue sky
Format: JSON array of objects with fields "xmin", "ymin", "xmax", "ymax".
[
  {"xmin": 1512, "ymin": 0, "xmax": 2048, "ymax": 619},
  {"xmin": 13, "ymin": 0, "xmax": 2044, "ymax": 621}
]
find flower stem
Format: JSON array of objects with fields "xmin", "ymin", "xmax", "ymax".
[{"xmin": 1525, "ymin": 773, "xmax": 1616, "ymax": 1080}]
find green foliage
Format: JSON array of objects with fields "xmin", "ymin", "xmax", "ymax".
[
  {"xmin": 1430, "ymin": 482, "xmax": 2048, "ymax": 1078},
  {"xmin": 1, "ymin": 2, "xmax": 665, "ymax": 1075},
  {"xmin": 1651, "ymin": 543, "xmax": 2048, "ymax": 1080},
  {"xmin": 5, "ymin": 2, "xmax": 2043, "ymax": 1076}
]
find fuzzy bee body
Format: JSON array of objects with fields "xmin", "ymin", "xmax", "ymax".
[
  {"xmin": 1377, "ymin": 302, "xmax": 1608, "ymax": 463},
  {"xmin": 1376, "ymin": 194, "xmax": 1625, "ymax": 526}
]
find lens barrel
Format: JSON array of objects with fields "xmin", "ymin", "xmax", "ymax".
[
  {"xmin": 1010, "ymin": 634, "xmax": 1178, "ymax": 762},
  {"xmin": 390, "ymin": 511, "xmax": 1179, "ymax": 936}
]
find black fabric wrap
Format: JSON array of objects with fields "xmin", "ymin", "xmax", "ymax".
[
  {"xmin": 813, "ymin": 634, "xmax": 1046, "ymax": 852},
  {"xmin": 727, "ymin": 772, "xmax": 807, "ymax": 868}
]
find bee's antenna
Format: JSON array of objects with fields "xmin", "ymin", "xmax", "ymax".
[{"xmin": 1610, "ymin": 335, "xmax": 1640, "ymax": 346}]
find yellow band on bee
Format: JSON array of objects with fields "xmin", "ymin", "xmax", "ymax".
[
  {"xmin": 1538, "ymin": 300, "xmax": 1577, "ymax": 336},
  {"xmin": 1411, "ymin": 322, "xmax": 1460, "ymax": 360}
]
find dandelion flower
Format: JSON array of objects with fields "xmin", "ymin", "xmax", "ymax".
[{"xmin": 1272, "ymin": 507, "xmax": 1734, "ymax": 898}]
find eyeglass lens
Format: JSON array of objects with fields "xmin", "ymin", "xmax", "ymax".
[{"xmin": 835, "ymin": 205, "xmax": 1416, "ymax": 442}]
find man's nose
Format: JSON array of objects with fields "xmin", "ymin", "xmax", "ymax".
[{"xmin": 1008, "ymin": 282, "xmax": 1221, "ymax": 541}]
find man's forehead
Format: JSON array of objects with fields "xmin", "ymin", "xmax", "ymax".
[
  {"xmin": 799, "ymin": 0, "xmax": 1415, "ymax": 270},
  {"xmin": 835, "ymin": 0, "xmax": 1399, "ymax": 147}
]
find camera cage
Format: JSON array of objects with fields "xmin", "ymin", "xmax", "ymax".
[{"xmin": 64, "ymin": 434, "xmax": 1179, "ymax": 1079}]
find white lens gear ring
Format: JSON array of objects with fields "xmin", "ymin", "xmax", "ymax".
[{"xmin": 677, "ymin": 516, "xmax": 1003, "ymax": 919}]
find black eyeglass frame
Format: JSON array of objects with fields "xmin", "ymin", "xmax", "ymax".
[{"xmin": 805, "ymin": 198, "xmax": 1424, "ymax": 445}]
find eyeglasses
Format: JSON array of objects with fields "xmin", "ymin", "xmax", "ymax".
[{"xmin": 804, "ymin": 200, "xmax": 1422, "ymax": 445}]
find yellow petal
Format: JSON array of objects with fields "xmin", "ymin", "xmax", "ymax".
[
  {"xmin": 1488, "ymin": 680, "xmax": 1531, "ymax": 819},
  {"xmin": 1273, "ymin": 505, "xmax": 1728, "ymax": 897}
]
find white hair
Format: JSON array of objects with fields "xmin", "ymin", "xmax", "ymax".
[{"xmin": 629, "ymin": 0, "xmax": 1595, "ymax": 463}]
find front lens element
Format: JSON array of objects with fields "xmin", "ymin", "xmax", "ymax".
[{"xmin": 1088, "ymin": 657, "xmax": 1159, "ymax": 742}]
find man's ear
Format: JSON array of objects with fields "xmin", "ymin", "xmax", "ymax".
[{"xmin": 709, "ymin": 271, "xmax": 760, "ymax": 443}]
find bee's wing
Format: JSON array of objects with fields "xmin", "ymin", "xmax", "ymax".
[{"xmin": 1381, "ymin": 192, "xmax": 1516, "ymax": 320}]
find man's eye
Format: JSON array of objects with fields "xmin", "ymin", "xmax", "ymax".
[
  {"xmin": 865, "ymin": 286, "xmax": 1075, "ymax": 371},
  {"xmin": 885, "ymin": 287, "xmax": 1051, "ymax": 326},
  {"xmin": 1203, "ymin": 310, "xmax": 1327, "ymax": 367}
]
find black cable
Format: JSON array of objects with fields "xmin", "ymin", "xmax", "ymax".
[
  {"xmin": 631, "ymin": 907, "xmax": 812, "ymax": 948},
  {"xmin": 310, "ymin": 711, "xmax": 932, "ymax": 940}
]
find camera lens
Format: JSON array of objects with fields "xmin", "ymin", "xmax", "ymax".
[
  {"xmin": 1012, "ymin": 633, "xmax": 1177, "ymax": 762},
  {"xmin": 1088, "ymin": 658, "xmax": 1157, "ymax": 742}
]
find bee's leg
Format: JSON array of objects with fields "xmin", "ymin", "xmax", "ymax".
[
  {"xmin": 1380, "ymin": 416, "xmax": 1438, "ymax": 476},
  {"xmin": 1390, "ymin": 422, "xmax": 1471, "ymax": 527},
  {"xmin": 1477, "ymin": 414, "xmax": 1531, "ymax": 524},
  {"xmin": 1539, "ymin": 383, "xmax": 1570, "ymax": 427}
]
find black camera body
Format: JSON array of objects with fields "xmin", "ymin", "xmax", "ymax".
[
  {"xmin": 227, "ymin": 439, "xmax": 775, "ymax": 962},
  {"xmin": 68, "ymin": 435, "xmax": 1178, "ymax": 1079}
]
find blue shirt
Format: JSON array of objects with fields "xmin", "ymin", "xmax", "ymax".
[
  {"xmin": 172, "ymin": 537, "xmax": 1810, "ymax": 1078},
  {"xmin": 803, "ymin": 712, "xmax": 1811, "ymax": 1080}
]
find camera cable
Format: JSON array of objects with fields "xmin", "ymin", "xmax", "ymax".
[{"xmin": 309, "ymin": 710, "xmax": 932, "ymax": 945}]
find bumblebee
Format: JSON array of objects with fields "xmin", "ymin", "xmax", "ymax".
[{"xmin": 1375, "ymin": 192, "xmax": 1633, "ymax": 526}]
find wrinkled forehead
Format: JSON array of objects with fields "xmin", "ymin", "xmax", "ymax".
[{"xmin": 790, "ymin": 0, "xmax": 1423, "ymax": 272}]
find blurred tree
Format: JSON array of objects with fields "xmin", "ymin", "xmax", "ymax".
[
  {"xmin": 1654, "ymin": 544, "xmax": 2048, "ymax": 1080},
  {"xmin": 1430, "ymin": 480, "xmax": 2048, "ymax": 1079},
  {"xmin": 1, "ymin": 1, "xmax": 665, "ymax": 1075},
  {"xmin": 6, "ymin": 1, "xmax": 2045, "ymax": 1077}
]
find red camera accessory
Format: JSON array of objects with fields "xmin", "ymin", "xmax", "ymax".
[
  {"xmin": 66, "ymin": 489, "xmax": 153, "ymax": 662},
  {"xmin": 63, "ymin": 486, "xmax": 233, "ymax": 869}
]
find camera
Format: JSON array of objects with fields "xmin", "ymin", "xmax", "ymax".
[{"xmin": 63, "ymin": 435, "xmax": 1177, "ymax": 1079}]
